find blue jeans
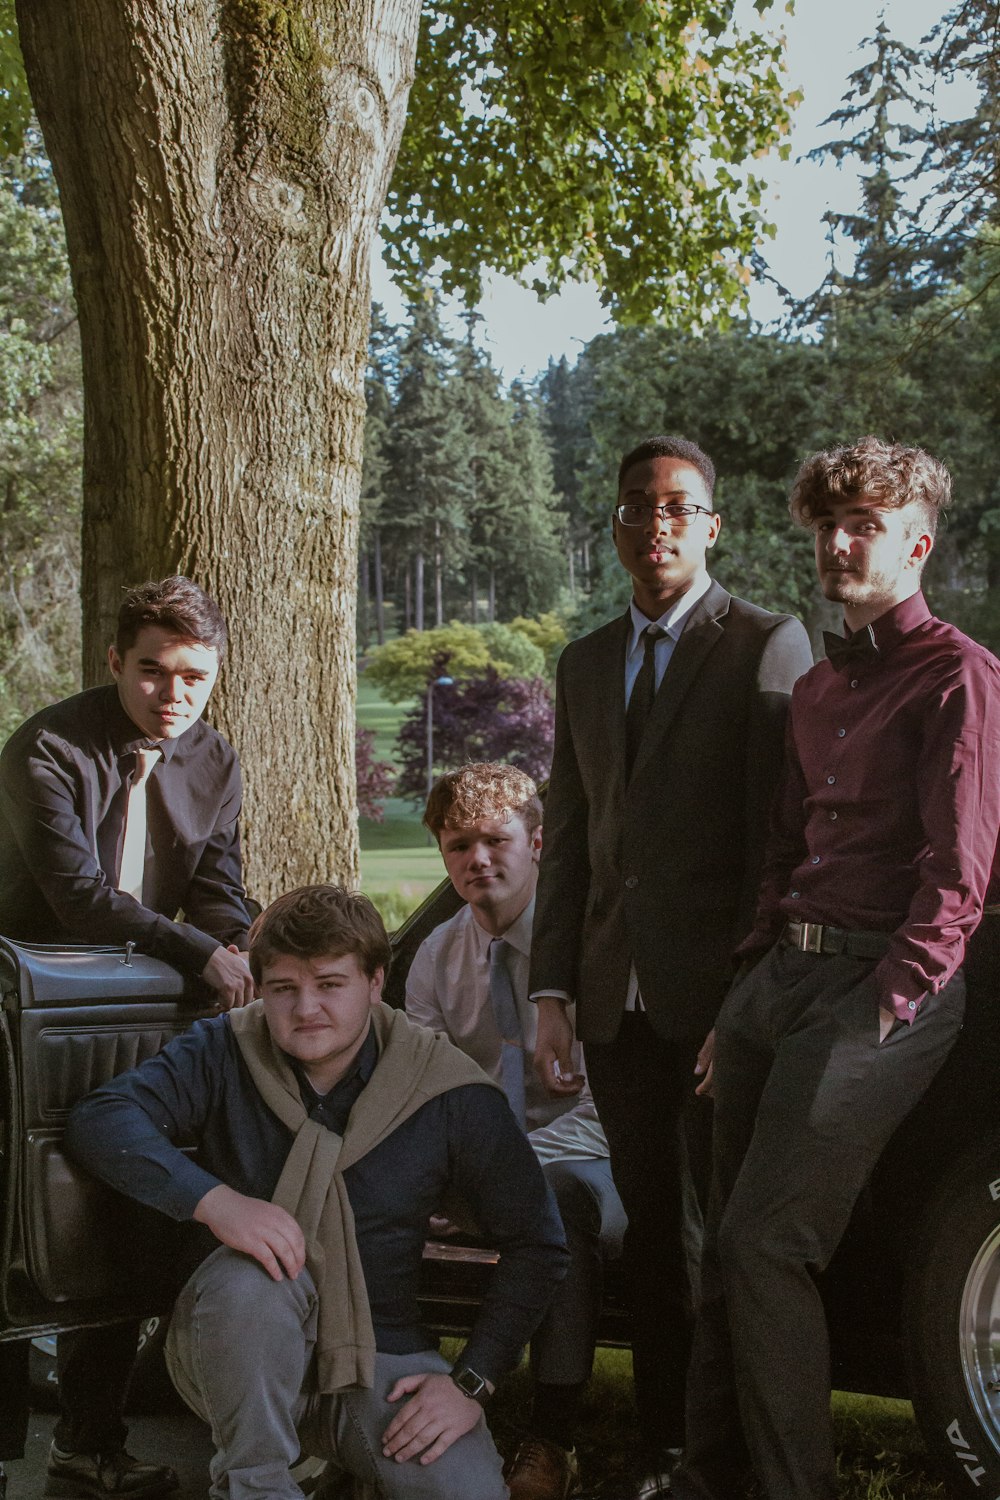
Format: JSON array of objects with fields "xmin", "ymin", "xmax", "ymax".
[{"xmin": 165, "ymin": 1247, "xmax": 508, "ymax": 1500}]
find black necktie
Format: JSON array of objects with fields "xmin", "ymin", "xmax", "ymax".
[
  {"xmin": 626, "ymin": 625, "xmax": 666, "ymax": 775},
  {"xmin": 823, "ymin": 624, "xmax": 880, "ymax": 673}
]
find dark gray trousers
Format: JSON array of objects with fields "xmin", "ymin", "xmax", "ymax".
[
  {"xmin": 0, "ymin": 1322, "xmax": 137, "ymax": 1459},
  {"xmin": 676, "ymin": 944, "xmax": 966, "ymax": 1500}
]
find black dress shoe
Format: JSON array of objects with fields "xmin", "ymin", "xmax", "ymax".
[{"xmin": 625, "ymin": 1448, "xmax": 681, "ymax": 1498}]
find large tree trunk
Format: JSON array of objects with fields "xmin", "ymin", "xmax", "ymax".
[
  {"xmin": 433, "ymin": 518, "xmax": 443, "ymax": 627},
  {"xmin": 414, "ymin": 549, "xmax": 424, "ymax": 631},
  {"xmin": 358, "ymin": 551, "xmax": 371, "ymax": 652},
  {"xmin": 16, "ymin": 0, "xmax": 421, "ymax": 900}
]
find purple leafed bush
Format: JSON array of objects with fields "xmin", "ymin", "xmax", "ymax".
[
  {"xmin": 396, "ymin": 667, "xmax": 554, "ymax": 799},
  {"xmin": 356, "ymin": 725, "xmax": 395, "ymax": 822}
]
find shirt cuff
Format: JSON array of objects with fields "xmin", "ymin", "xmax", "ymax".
[
  {"xmin": 528, "ymin": 990, "xmax": 572, "ymax": 1005},
  {"xmin": 875, "ymin": 960, "xmax": 930, "ymax": 1025}
]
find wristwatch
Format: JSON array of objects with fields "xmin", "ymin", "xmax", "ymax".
[{"xmin": 449, "ymin": 1364, "xmax": 490, "ymax": 1405}]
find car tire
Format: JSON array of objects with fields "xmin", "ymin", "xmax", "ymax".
[{"xmin": 905, "ymin": 1136, "xmax": 1000, "ymax": 1496}]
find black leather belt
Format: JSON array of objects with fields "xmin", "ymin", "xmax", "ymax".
[{"xmin": 781, "ymin": 921, "xmax": 891, "ymax": 960}]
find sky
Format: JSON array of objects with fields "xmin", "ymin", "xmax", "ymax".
[{"xmin": 370, "ymin": 0, "xmax": 973, "ymax": 381}]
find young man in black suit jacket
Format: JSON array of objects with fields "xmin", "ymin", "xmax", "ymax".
[
  {"xmin": 0, "ymin": 576, "xmax": 253, "ymax": 1500},
  {"xmin": 529, "ymin": 435, "xmax": 813, "ymax": 1497}
]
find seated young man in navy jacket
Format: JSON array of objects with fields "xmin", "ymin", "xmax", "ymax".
[{"xmin": 65, "ymin": 885, "xmax": 568, "ymax": 1500}]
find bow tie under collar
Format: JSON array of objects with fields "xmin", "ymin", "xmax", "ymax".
[{"xmin": 823, "ymin": 624, "xmax": 880, "ymax": 672}]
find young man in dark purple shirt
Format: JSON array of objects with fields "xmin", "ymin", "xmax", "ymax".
[{"xmin": 672, "ymin": 436, "xmax": 1000, "ymax": 1500}]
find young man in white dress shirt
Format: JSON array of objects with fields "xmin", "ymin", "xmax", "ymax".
[{"xmin": 407, "ymin": 764, "xmax": 626, "ymax": 1500}]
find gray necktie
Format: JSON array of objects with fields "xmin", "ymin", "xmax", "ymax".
[
  {"xmin": 117, "ymin": 747, "xmax": 160, "ymax": 901},
  {"xmin": 488, "ymin": 938, "xmax": 527, "ymax": 1130}
]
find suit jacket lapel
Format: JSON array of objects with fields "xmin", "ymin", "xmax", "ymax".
[
  {"xmin": 630, "ymin": 583, "xmax": 730, "ymax": 781},
  {"xmin": 587, "ymin": 612, "xmax": 630, "ymax": 784}
]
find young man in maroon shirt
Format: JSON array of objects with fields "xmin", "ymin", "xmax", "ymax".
[{"xmin": 672, "ymin": 436, "xmax": 1000, "ymax": 1500}]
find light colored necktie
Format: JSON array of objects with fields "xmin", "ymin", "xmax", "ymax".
[
  {"xmin": 488, "ymin": 937, "xmax": 527, "ymax": 1130},
  {"xmin": 117, "ymin": 747, "xmax": 161, "ymax": 901}
]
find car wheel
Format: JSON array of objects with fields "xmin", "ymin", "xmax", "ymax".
[{"xmin": 905, "ymin": 1137, "xmax": 1000, "ymax": 1496}]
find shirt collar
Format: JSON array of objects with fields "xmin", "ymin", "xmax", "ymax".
[
  {"xmin": 627, "ymin": 572, "xmax": 712, "ymax": 659},
  {"xmin": 107, "ymin": 685, "xmax": 181, "ymax": 763},
  {"xmin": 471, "ymin": 893, "xmax": 536, "ymax": 962},
  {"xmin": 853, "ymin": 591, "xmax": 932, "ymax": 656}
]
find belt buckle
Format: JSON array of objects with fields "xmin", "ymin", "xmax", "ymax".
[{"xmin": 798, "ymin": 921, "xmax": 825, "ymax": 954}]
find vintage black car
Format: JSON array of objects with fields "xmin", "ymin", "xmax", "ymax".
[{"xmin": 2, "ymin": 890, "xmax": 999, "ymax": 1499}]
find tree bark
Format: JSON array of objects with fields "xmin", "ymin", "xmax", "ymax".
[
  {"xmin": 433, "ymin": 518, "xmax": 443, "ymax": 627},
  {"xmin": 15, "ymin": 0, "xmax": 421, "ymax": 899},
  {"xmin": 487, "ymin": 566, "xmax": 496, "ymax": 623},
  {"xmin": 358, "ymin": 550, "xmax": 371, "ymax": 651},
  {"xmin": 414, "ymin": 549, "xmax": 424, "ymax": 631}
]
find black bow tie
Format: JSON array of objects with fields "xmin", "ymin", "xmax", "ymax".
[{"xmin": 823, "ymin": 625, "xmax": 880, "ymax": 673}]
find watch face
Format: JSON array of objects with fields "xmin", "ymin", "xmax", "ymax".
[{"xmin": 453, "ymin": 1366, "xmax": 487, "ymax": 1400}]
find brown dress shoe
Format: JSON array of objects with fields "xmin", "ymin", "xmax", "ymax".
[{"xmin": 504, "ymin": 1437, "xmax": 581, "ymax": 1500}]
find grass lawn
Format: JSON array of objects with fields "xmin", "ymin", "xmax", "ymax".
[
  {"xmin": 460, "ymin": 1341, "xmax": 947, "ymax": 1498},
  {"xmin": 357, "ymin": 677, "xmax": 409, "ymax": 764},
  {"xmin": 357, "ymin": 677, "xmax": 443, "ymax": 927}
]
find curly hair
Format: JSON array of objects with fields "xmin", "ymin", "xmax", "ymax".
[
  {"xmin": 423, "ymin": 762, "xmax": 542, "ymax": 841},
  {"xmin": 248, "ymin": 884, "xmax": 391, "ymax": 983},
  {"xmin": 789, "ymin": 436, "xmax": 952, "ymax": 535}
]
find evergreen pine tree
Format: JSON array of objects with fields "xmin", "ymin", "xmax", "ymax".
[
  {"xmin": 359, "ymin": 303, "xmax": 398, "ymax": 647},
  {"xmin": 451, "ymin": 315, "xmax": 515, "ymax": 623},
  {"xmin": 383, "ymin": 294, "xmax": 468, "ymax": 630}
]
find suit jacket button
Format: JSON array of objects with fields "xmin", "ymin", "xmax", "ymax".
[{"xmin": 625, "ymin": 875, "xmax": 638, "ymax": 889}]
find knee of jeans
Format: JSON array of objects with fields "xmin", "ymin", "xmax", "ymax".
[{"xmin": 195, "ymin": 1247, "xmax": 317, "ymax": 1322}]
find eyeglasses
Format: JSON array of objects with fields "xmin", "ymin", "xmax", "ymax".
[{"xmin": 615, "ymin": 502, "xmax": 712, "ymax": 527}]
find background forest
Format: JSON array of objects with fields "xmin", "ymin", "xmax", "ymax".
[{"xmin": 0, "ymin": 11, "xmax": 997, "ymax": 777}]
